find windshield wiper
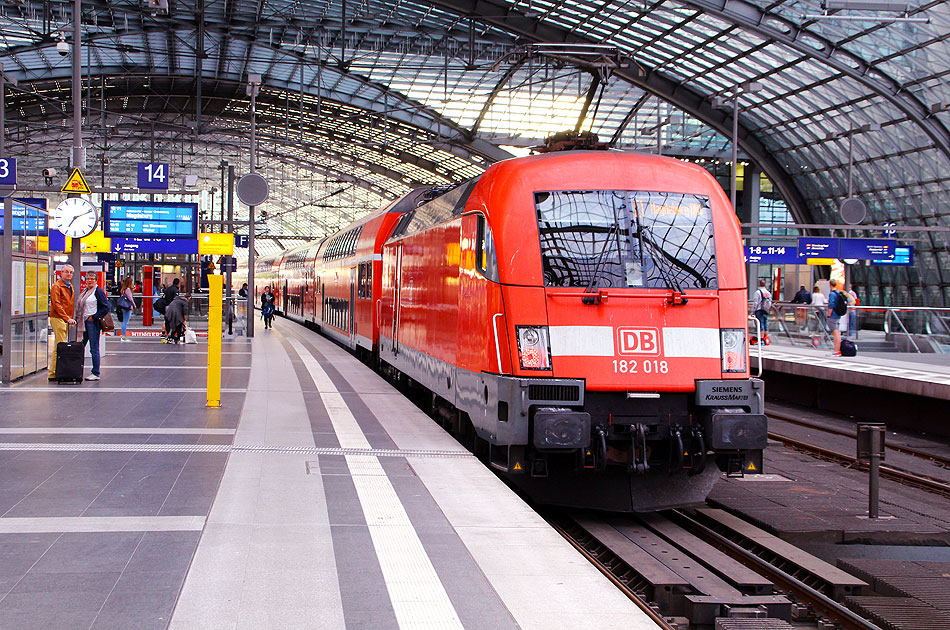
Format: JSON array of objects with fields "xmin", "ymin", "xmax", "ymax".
[
  {"xmin": 640, "ymin": 227, "xmax": 690, "ymax": 305},
  {"xmin": 583, "ymin": 222, "xmax": 620, "ymax": 304}
]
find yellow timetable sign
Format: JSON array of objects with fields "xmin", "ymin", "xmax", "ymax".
[
  {"xmin": 198, "ymin": 232, "xmax": 234, "ymax": 255},
  {"xmin": 806, "ymin": 258, "xmax": 836, "ymax": 266}
]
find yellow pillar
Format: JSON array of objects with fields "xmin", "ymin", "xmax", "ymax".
[{"xmin": 207, "ymin": 275, "xmax": 222, "ymax": 408}]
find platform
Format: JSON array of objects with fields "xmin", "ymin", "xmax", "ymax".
[
  {"xmin": 0, "ymin": 324, "xmax": 658, "ymax": 629},
  {"xmin": 759, "ymin": 344, "xmax": 950, "ymax": 400},
  {"xmin": 757, "ymin": 344, "xmax": 950, "ymax": 437}
]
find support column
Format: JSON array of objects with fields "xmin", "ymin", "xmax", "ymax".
[{"xmin": 741, "ymin": 163, "xmax": 762, "ymax": 299}]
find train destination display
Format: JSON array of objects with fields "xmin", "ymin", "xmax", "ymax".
[
  {"xmin": 0, "ymin": 198, "xmax": 47, "ymax": 235},
  {"xmin": 103, "ymin": 200, "xmax": 198, "ymax": 239}
]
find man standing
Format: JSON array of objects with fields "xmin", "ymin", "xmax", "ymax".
[
  {"xmin": 752, "ymin": 279, "xmax": 772, "ymax": 345},
  {"xmin": 827, "ymin": 278, "xmax": 847, "ymax": 355},
  {"xmin": 49, "ymin": 264, "xmax": 77, "ymax": 380},
  {"xmin": 791, "ymin": 285, "xmax": 812, "ymax": 304}
]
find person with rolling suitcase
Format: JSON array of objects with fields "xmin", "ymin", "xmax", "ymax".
[
  {"xmin": 49, "ymin": 264, "xmax": 78, "ymax": 381},
  {"xmin": 75, "ymin": 271, "xmax": 111, "ymax": 381}
]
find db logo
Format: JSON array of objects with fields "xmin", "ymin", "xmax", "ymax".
[{"xmin": 617, "ymin": 327, "xmax": 660, "ymax": 355}]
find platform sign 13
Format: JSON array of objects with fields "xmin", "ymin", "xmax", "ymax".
[
  {"xmin": 0, "ymin": 158, "xmax": 17, "ymax": 186},
  {"xmin": 137, "ymin": 162, "xmax": 170, "ymax": 190}
]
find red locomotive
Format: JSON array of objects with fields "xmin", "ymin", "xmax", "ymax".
[{"xmin": 258, "ymin": 151, "xmax": 767, "ymax": 512}]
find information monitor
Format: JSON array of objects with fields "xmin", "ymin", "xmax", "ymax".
[{"xmin": 103, "ymin": 200, "xmax": 198, "ymax": 239}]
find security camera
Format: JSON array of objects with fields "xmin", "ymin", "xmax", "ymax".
[
  {"xmin": 56, "ymin": 32, "xmax": 69, "ymax": 56},
  {"xmin": 43, "ymin": 168, "xmax": 57, "ymax": 178}
]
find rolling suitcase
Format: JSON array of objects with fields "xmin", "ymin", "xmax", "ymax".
[{"xmin": 55, "ymin": 341, "xmax": 85, "ymax": 383}]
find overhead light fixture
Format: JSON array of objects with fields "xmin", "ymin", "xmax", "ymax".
[{"xmin": 822, "ymin": 0, "xmax": 908, "ymax": 10}]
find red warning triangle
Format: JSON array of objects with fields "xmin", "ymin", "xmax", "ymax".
[{"xmin": 61, "ymin": 168, "xmax": 91, "ymax": 194}]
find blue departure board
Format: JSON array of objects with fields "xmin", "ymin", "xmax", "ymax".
[
  {"xmin": 839, "ymin": 238, "xmax": 896, "ymax": 260},
  {"xmin": 111, "ymin": 238, "xmax": 199, "ymax": 254},
  {"xmin": 0, "ymin": 198, "xmax": 47, "ymax": 235},
  {"xmin": 103, "ymin": 201, "xmax": 198, "ymax": 239},
  {"xmin": 871, "ymin": 246, "xmax": 913, "ymax": 266}
]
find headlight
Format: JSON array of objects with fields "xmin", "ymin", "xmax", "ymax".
[
  {"xmin": 720, "ymin": 328, "xmax": 746, "ymax": 373},
  {"xmin": 517, "ymin": 325, "xmax": 552, "ymax": 370}
]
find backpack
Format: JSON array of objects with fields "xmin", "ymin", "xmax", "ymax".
[
  {"xmin": 840, "ymin": 338, "xmax": 857, "ymax": 356},
  {"xmin": 757, "ymin": 289, "xmax": 773, "ymax": 312},
  {"xmin": 153, "ymin": 296, "xmax": 167, "ymax": 314},
  {"xmin": 833, "ymin": 291, "xmax": 848, "ymax": 316}
]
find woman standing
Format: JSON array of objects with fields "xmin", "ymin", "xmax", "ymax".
[
  {"xmin": 75, "ymin": 272, "xmax": 110, "ymax": 381},
  {"xmin": 117, "ymin": 277, "xmax": 137, "ymax": 339},
  {"xmin": 261, "ymin": 286, "xmax": 276, "ymax": 330}
]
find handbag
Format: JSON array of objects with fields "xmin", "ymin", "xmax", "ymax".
[
  {"xmin": 99, "ymin": 312, "xmax": 116, "ymax": 332},
  {"xmin": 184, "ymin": 327, "xmax": 198, "ymax": 344},
  {"xmin": 117, "ymin": 296, "xmax": 133, "ymax": 310}
]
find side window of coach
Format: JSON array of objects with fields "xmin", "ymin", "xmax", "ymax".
[{"xmin": 476, "ymin": 215, "xmax": 499, "ymax": 282}]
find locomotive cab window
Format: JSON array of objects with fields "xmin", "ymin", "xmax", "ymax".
[
  {"xmin": 535, "ymin": 190, "xmax": 717, "ymax": 290},
  {"xmin": 476, "ymin": 215, "xmax": 499, "ymax": 282}
]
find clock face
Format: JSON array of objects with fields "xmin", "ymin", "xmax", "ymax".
[{"xmin": 53, "ymin": 198, "xmax": 99, "ymax": 238}]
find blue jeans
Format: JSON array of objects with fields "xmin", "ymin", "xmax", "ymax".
[
  {"xmin": 120, "ymin": 308, "xmax": 131, "ymax": 336},
  {"xmin": 754, "ymin": 309, "xmax": 769, "ymax": 334},
  {"xmin": 82, "ymin": 317, "xmax": 101, "ymax": 376}
]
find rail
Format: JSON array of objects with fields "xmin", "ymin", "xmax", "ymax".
[{"xmin": 751, "ymin": 302, "xmax": 950, "ymax": 353}]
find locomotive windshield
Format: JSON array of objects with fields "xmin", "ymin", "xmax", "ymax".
[{"xmin": 534, "ymin": 190, "xmax": 718, "ymax": 290}]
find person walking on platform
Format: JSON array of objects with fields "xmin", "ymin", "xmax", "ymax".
[
  {"xmin": 117, "ymin": 277, "xmax": 136, "ymax": 340},
  {"xmin": 261, "ymin": 286, "xmax": 276, "ymax": 330},
  {"xmin": 48, "ymin": 264, "xmax": 77, "ymax": 380},
  {"xmin": 827, "ymin": 278, "xmax": 848, "ymax": 355},
  {"xmin": 751, "ymin": 279, "xmax": 772, "ymax": 345},
  {"xmin": 75, "ymin": 271, "xmax": 110, "ymax": 381}
]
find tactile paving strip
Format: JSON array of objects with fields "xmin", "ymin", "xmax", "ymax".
[{"xmin": 0, "ymin": 442, "xmax": 471, "ymax": 457}]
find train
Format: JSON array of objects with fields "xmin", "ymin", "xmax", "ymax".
[{"xmin": 253, "ymin": 150, "xmax": 768, "ymax": 512}]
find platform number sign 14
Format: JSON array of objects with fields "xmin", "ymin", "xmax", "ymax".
[
  {"xmin": 0, "ymin": 158, "xmax": 17, "ymax": 186},
  {"xmin": 137, "ymin": 162, "xmax": 170, "ymax": 190}
]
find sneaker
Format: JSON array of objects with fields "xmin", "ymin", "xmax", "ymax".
[
  {"xmin": 831, "ymin": 351, "xmax": 841, "ymax": 356},
  {"xmin": 86, "ymin": 374, "xmax": 100, "ymax": 381}
]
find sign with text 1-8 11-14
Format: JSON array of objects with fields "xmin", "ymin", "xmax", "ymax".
[{"xmin": 137, "ymin": 162, "xmax": 170, "ymax": 190}]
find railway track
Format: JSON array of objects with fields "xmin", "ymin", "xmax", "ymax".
[
  {"xmin": 548, "ymin": 507, "xmax": 883, "ymax": 630},
  {"xmin": 765, "ymin": 406, "xmax": 950, "ymax": 498}
]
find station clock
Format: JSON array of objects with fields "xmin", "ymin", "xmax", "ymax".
[{"xmin": 52, "ymin": 197, "xmax": 99, "ymax": 238}]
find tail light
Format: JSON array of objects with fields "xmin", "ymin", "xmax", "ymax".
[
  {"xmin": 720, "ymin": 328, "xmax": 746, "ymax": 373},
  {"xmin": 516, "ymin": 325, "xmax": 552, "ymax": 371}
]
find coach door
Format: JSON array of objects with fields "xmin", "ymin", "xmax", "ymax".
[
  {"xmin": 349, "ymin": 268, "xmax": 357, "ymax": 346},
  {"xmin": 392, "ymin": 244, "xmax": 403, "ymax": 355}
]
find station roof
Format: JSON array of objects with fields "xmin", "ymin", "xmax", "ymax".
[{"xmin": 0, "ymin": 0, "xmax": 947, "ymax": 303}]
